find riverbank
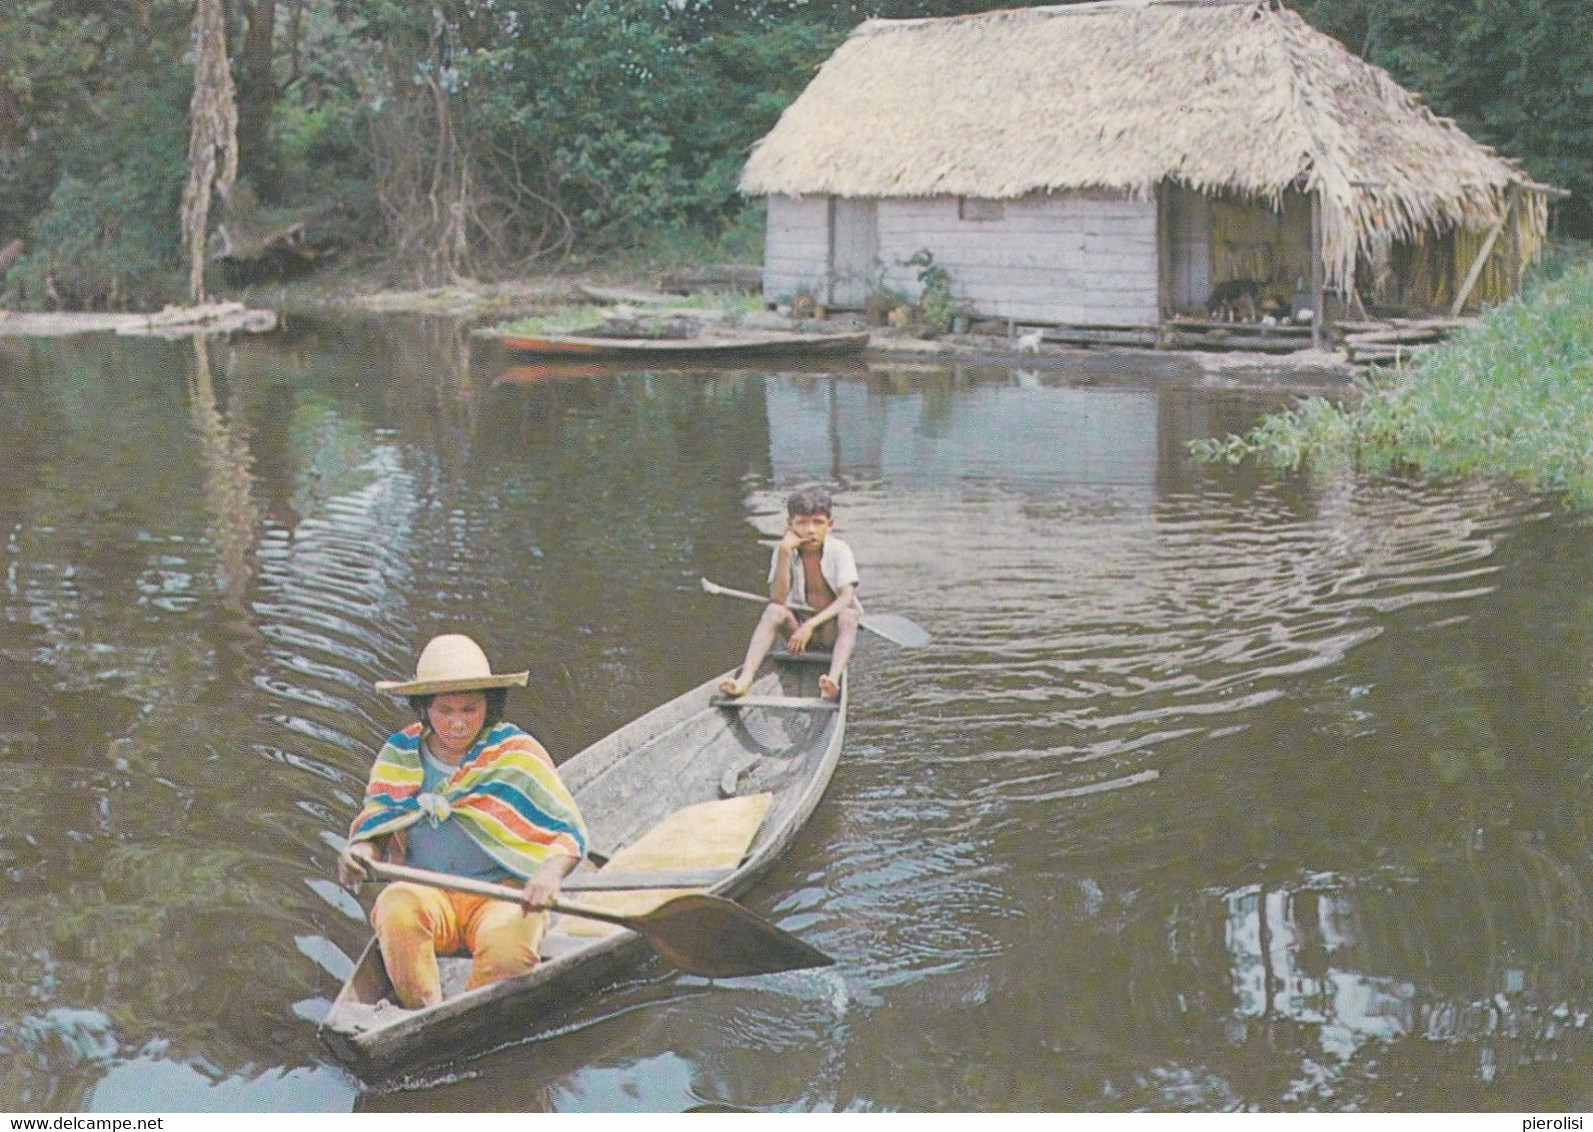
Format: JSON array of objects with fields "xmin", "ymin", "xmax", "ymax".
[
  {"xmin": 1192, "ymin": 252, "xmax": 1593, "ymax": 504},
  {"xmin": 272, "ymin": 271, "xmax": 1354, "ymax": 384},
  {"xmin": 1, "ymin": 266, "xmax": 1355, "ymax": 384}
]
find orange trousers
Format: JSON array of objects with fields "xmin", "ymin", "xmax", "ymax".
[{"xmin": 371, "ymin": 881, "xmax": 547, "ymax": 1009}]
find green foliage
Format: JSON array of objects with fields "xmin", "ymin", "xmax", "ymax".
[
  {"xmin": 2, "ymin": 28, "xmax": 191, "ymax": 309},
  {"xmin": 1191, "ymin": 249, "xmax": 1593, "ymax": 504},
  {"xmin": 490, "ymin": 306, "xmax": 611, "ymax": 338},
  {"xmin": 5, "ymin": 0, "xmax": 1591, "ymax": 300},
  {"xmin": 247, "ymin": 1, "xmax": 836, "ymax": 275},
  {"xmin": 907, "ymin": 248, "xmax": 956, "ymax": 336},
  {"xmin": 267, "ymin": 11, "xmax": 383, "ymax": 248},
  {"xmin": 489, "ymin": 288, "xmax": 762, "ymax": 337},
  {"xmin": 481, "ymin": 1, "xmax": 840, "ymax": 252}
]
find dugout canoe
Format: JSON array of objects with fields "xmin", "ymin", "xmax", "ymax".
[
  {"xmin": 499, "ymin": 328, "xmax": 869, "ymax": 358},
  {"xmin": 318, "ymin": 653, "xmax": 847, "ymax": 1077}
]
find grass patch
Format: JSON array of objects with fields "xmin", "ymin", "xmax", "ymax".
[
  {"xmin": 482, "ymin": 289, "xmax": 764, "ymax": 339},
  {"xmin": 1191, "ymin": 249, "xmax": 1593, "ymax": 505},
  {"xmin": 648, "ymin": 289, "xmax": 764, "ymax": 320},
  {"xmin": 485, "ymin": 304, "xmax": 611, "ymax": 338}
]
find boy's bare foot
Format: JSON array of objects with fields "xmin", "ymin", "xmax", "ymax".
[
  {"xmin": 818, "ymin": 674, "xmax": 841, "ymax": 700},
  {"xmin": 717, "ymin": 676, "xmax": 750, "ymax": 698}
]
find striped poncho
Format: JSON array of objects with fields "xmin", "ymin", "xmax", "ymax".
[{"xmin": 348, "ymin": 721, "xmax": 588, "ymax": 879}]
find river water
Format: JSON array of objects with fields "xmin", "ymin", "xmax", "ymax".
[{"xmin": 1, "ymin": 317, "xmax": 1590, "ymax": 1112}]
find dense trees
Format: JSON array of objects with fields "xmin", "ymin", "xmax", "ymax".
[
  {"xmin": 0, "ymin": 0, "xmax": 1587, "ymax": 309},
  {"xmin": 1297, "ymin": 0, "xmax": 1593, "ymax": 235}
]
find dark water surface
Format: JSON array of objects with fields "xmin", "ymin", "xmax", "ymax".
[{"xmin": 1, "ymin": 319, "xmax": 1590, "ymax": 1112}]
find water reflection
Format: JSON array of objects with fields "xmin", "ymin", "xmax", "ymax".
[
  {"xmin": 1, "ymin": 320, "xmax": 1590, "ymax": 1111},
  {"xmin": 767, "ymin": 371, "xmax": 1159, "ymax": 489},
  {"xmin": 1216, "ymin": 868, "xmax": 1593, "ymax": 1107},
  {"xmin": 1224, "ymin": 883, "xmax": 1411, "ymax": 1058},
  {"xmin": 186, "ymin": 336, "xmax": 259, "ymax": 613}
]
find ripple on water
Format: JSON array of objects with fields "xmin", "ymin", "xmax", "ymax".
[
  {"xmin": 789, "ymin": 474, "xmax": 1550, "ymax": 1016},
  {"xmin": 8, "ymin": 349, "xmax": 1585, "ymax": 1110}
]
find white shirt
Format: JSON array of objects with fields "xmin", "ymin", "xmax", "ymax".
[{"xmin": 769, "ymin": 534, "xmax": 862, "ymax": 610}]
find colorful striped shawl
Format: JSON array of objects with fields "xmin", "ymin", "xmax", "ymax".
[{"xmin": 348, "ymin": 721, "xmax": 588, "ymax": 879}]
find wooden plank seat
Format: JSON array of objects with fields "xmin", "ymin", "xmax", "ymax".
[
  {"xmin": 770, "ymin": 649, "xmax": 832, "ymax": 665},
  {"xmin": 710, "ymin": 695, "xmax": 839, "ymax": 711}
]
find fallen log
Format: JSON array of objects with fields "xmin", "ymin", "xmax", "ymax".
[
  {"xmin": 0, "ymin": 301, "xmax": 276, "ymax": 339},
  {"xmin": 115, "ymin": 301, "xmax": 278, "ymax": 338}
]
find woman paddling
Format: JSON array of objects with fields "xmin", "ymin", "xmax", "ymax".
[{"xmin": 337, "ymin": 634, "xmax": 588, "ymax": 1009}]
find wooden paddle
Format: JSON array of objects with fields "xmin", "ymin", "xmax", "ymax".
[
  {"xmin": 363, "ymin": 858, "xmax": 834, "ymax": 979},
  {"xmin": 699, "ymin": 577, "xmax": 932, "ymax": 647}
]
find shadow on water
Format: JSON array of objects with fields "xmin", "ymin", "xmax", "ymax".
[{"xmin": 1, "ymin": 315, "xmax": 1590, "ymax": 1110}]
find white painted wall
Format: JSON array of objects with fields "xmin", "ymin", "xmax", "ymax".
[
  {"xmin": 761, "ymin": 189, "xmax": 1162, "ymax": 325},
  {"xmin": 877, "ymin": 191, "xmax": 1159, "ymax": 325},
  {"xmin": 763, "ymin": 195, "xmax": 831, "ymax": 304}
]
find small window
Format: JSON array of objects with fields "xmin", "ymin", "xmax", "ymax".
[{"xmin": 958, "ymin": 197, "xmax": 1005, "ymax": 222}]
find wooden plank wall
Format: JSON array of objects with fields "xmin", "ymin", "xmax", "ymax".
[
  {"xmin": 763, "ymin": 195, "xmax": 831, "ymax": 304},
  {"xmin": 762, "ymin": 190, "xmax": 1161, "ymax": 325},
  {"xmin": 876, "ymin": 191, "xmax": 1159, "ymax": 325}
]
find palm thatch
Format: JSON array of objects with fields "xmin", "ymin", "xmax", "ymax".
[{"xmin": 740, "ymin": 0, "xmax": 1552, "ymax": 292}]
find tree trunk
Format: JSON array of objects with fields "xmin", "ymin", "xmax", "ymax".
[
  {"xmin": 182, "ymin": 0, "xmax": 239, "ymax": 305},
  {"xmin": 236, "ymin": 0, "xmax": 278, "ymax": 197}
]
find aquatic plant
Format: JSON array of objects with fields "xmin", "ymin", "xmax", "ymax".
[{"xmin": 1191, "ymin": 252, "xmax": 1593, "ymax": 504}]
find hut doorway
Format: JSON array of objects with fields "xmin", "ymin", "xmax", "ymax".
[
  {"xmin": 828, "ymin": 197, "xmax": 878, "ymax": 309},
  {"xmin": 1166, "ymin": 184, "xmax": 1211, "ymax": 314}
]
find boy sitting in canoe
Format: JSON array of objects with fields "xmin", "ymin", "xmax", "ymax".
[{"xmin": 717, "ymin": 488, "xmax": 861, "ymax": 702}]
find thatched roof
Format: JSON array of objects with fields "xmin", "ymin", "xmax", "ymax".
[{"xmin": 740, "ymin": 0, "xmax": 1549, "ymax": 288}]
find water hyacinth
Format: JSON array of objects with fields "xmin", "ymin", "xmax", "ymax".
[{"xmin": 1191, "ymin": 254, "xmax": 1593, "ymax": 504}]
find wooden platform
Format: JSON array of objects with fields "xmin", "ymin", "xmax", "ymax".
[
  {"xmin": 1340, "ymin": 317, "xmax": 1474, "ymax": 366},
  {"xmin": 1026, "ymin": 318, "xmax": 1313, "ymax": 354},
  {"xmin": 1021, "ymin": 312, "xmax": 1475, "ymax": 365}
]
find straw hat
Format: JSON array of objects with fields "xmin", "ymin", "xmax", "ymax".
[{"xmin": 374, "ymin": 634, "xmax": 529, "ymax": 696}]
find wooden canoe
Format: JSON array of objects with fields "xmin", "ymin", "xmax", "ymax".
[
  {"xmin": 499, "ymin": 329, "xmax": 869, "ymax": 358},
  {"xmin": 318, "ymin": 654, "xmax": 847, "ymax": 1077}
]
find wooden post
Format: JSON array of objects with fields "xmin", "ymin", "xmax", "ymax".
[
  {"xmin": 1505, "ymin": 183, "xmax": 1523, "ymax": 295},
  {"xmin": 1310, "ymin": 190, "xmax": 1325, "ymax": 351},
  {"xmin": 1450, "ymin": 190, "xmax": 1513, "ymax": 317},
  {"xmin": 1156, "ymin": 181, "xmax": 1174, "ymax": 331},
  {"xmin": 823, "ymin": 196, "xmax": 837, "ymax": 310}
]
